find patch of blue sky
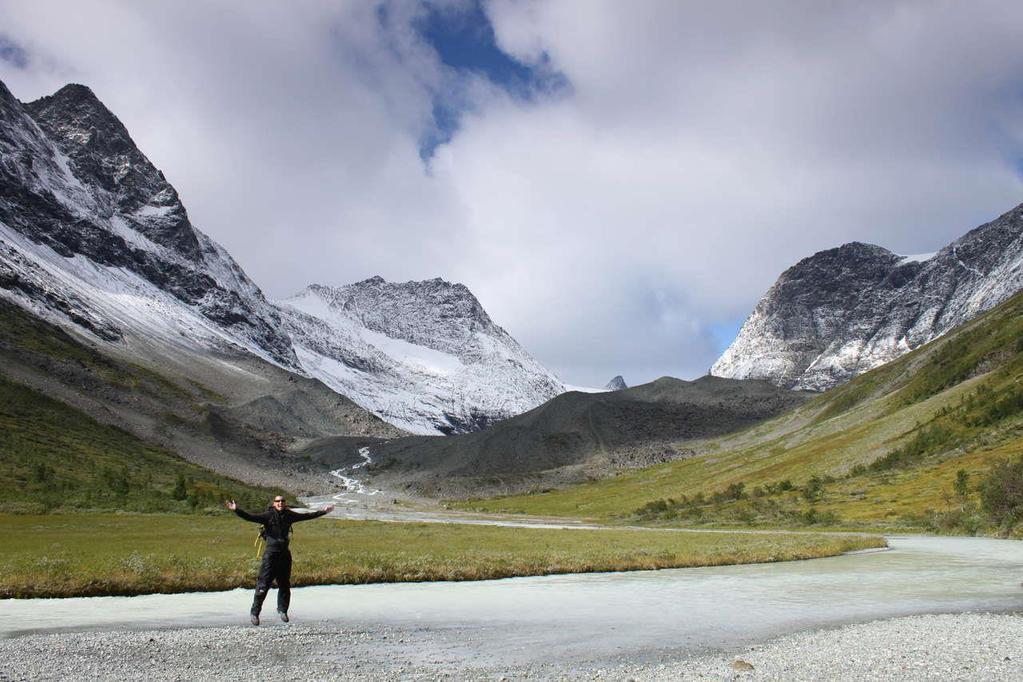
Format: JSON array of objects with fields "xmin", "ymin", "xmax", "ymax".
[
  {"xmin": 414, "ymin": 0, "xmax": 568, "ymax": 159},
  {"xmin": 0, "ymin": 36, "xmax": 29, "ymax": 69},
  {"xmin": 707, "ymin": 318, "xmax": 745, "ymax": 355}
]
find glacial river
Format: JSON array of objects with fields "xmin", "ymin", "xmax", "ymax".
[{"xmin": 2, "ymin": 536, "xmax": 1021, "ymax": 664}]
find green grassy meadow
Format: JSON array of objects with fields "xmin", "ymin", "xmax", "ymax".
[{"xmin": 0, "ymin": 514, "xmax": 883, "ymax": 598}]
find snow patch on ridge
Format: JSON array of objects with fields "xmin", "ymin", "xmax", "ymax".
[
  {"xmin": 279, "ymin": 281, "xmax": 565, "ymax": 435},
  {"xmin": 899, "ymin": 252, "xmax": 936, "ymax": 264}
]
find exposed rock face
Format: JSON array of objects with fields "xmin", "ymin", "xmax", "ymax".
[
  {"xmin": 278, "ymin": 277, "xmax": 566, "ymax": 435},
  {"xmin": 0, "ymin": 78, "xmax": 570, "ymax": 436},
  {"xmin": 712, "ymin": 203, "xmax": 1023, "ymax": 390},
  {"xmin": 0, "ymin": 81, "xmax": 296, "ymax": 367},
  {"xmin": 605, "ymin": 375, "xmax": 628, "ymax": 391}
]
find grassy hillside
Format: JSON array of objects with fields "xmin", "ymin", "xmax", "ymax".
[
  {"xmin": 0, "ymin": 299, "xmax": 288, "ymax": 511},
  {"xmin": 0, "ymin": 368, "xmax": 281, "ymax": 513},
  {"xmin": 0, "ymin": 296, "xmax": 404, "ymax": 497},
  {"xmin": 458, "ymin": 290, "xmax": 1023, "ymax": 535}
]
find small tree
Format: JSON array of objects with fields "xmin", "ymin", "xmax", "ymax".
[
  {"xmin": 724, "ymin": 481, "xmax": 747, "ymax": 501},
  {"xmin": 802, "ymin": 476, "xmax": 825, "ymax": 502},
  {"xmin": 172, "ymin": 474, "xmax": 187, "ymax": 501},
  {"xmin": 953, "ymin": 469, "xmax": 970, "ymax": 510}
]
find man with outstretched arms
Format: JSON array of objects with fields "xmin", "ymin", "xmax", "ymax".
[{"xmin": 225, "ymin": 495, "xmax": 334, "ymax": 625}]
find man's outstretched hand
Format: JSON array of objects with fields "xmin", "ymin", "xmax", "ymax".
[
  {"xmin": 323, "ymin": 504, "xmax": 335, "ymax": 513},
  {"xmin": 225, "ymin": 500, "xmax": 237, "ymax": 511}
]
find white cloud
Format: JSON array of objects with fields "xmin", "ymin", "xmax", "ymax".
[{"xmin": 2, "ymin": 1, "xmax": 1022, "ymax": 387}]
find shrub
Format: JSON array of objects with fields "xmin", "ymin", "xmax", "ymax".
[
  {"xmin": 101, "ymin": 466, "xmax": 130, "ymax": 496},
  {"xmin": 979, "ymin": 455, "xmax": 1023, "ymax": 527},
  {"xmin": 172, "ymin": 474, "xmax": 188, "ymax": 501},
  {"xmin": 966, "ymin": 384, "xmax": 1023, "ymax": 427},
  {"xmin": 802, "ymin": 476, "xmax": 825, "ymax": 502},
  {"xmin": 929, "ymin": 509, "xmax": 981, "ymax": 536},
  {"xmin": 32, "ymin": 462, "xmax": 56, "ymax": 484},
  {"xmin": 953, "ymin": 469, "xmax": 970, "ymax": 504},
  {"xmin": 763, "ymin": 480, "xmax": 794, "ymax": 495},
  {"xmin": 724, "ymin": 482, "xmax": 746, "ymax": 501},
  {"xmin": 637, "ymin": 499, "xmax": 669, "ymax": 516}
]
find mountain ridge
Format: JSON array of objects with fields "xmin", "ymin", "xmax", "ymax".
[
  {"xmin": 302, "ymin": 374, "xmax": 809, "ymax": 498},
  {"xmin": 0, "ymin": 79, "xmax": 298, "ymax": 368},
  {"xmin": 712, "ymin": 202, "xmax": 1023, "ymax": 390},
  {"xmin": 279, "ymin": 276, "xmax": 565, "ymax": 435},
  {"xmin": 0, "ymin": 78, "xmax": 564, "ymax": 437}
]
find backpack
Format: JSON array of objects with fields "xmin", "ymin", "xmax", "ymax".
[{"xmin": 254, "ymin": 507, "xmax": 293, "ymax": 556}]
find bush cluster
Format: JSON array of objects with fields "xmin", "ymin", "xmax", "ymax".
[
  {"xmin": 979, "ymin": 454, "xmax": 1023, "ymax": 530},
  {"xmin": 633, "ymin": 477, "xmax": 842, "ymax": 527}
]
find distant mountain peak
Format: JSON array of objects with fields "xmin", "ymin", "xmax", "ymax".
[
  {"xmin": 605, "ymin": 375, "xmax": 627, "ymax": 390},
  {"xmin": 280, "ymin": 277, "xmax": 565, "ymax": 434}
]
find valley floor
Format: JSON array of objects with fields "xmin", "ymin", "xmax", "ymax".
[
  {"xmin": 0, "ymin": 513, "xmax": 879, "ymax": 598},
  {"xmin": 2, "ymin": 612, "xmax": 1021, "ymax": 680}
]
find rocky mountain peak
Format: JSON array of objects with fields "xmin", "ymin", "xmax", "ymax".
[
  {"xmin": 305, "ymin": 276, "xmax": 501, "ymax": 353},
  {"xmin": 0, "ymin": 78, "xmax": 296, "ymax": 368},
  {"xmin": 280, "ymin": 275, "xmax": 565, "ymax": 434},
  {"xmin": 0, "ymin": 80, "xmax": 23, "ymax": 115},
  {"xmin": 712, "ymin": 201, "xmax": 1023, "ymax": 391},
  {"xmin": 24, "ymin": 84, "xmax": 200, "ymax": 259},
  {"xmin": 778, "ymin": 242, "xmax": 901, "ymax": 293},
  {"xmin": 26, "ymin": 84, "xmax": 133, "ymax": 156},
  {"xmin": 605, "ymin": 375, "xmax": 628, "ymax": 391}
]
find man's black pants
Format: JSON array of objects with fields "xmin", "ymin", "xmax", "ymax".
[{"xmin": 251, "ymin": 547, "xmax": 292, "ymax": 616}]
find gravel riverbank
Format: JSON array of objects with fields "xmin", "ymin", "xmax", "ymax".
[{"xmin": 1, "ymin": 612, "xmax": 1020, "ymax": 681}]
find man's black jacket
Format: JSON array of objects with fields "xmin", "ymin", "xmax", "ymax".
[{"xmin": 234, "ymin": 506, "xmax": 329, "ymax": 549}]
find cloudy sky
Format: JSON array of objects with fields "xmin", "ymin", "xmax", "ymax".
[{"xmin": 2, "ymin": 1, "xmax": 1022, "ymax": 387}]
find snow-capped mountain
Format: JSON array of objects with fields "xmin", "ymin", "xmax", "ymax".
[
  {"xmin": 712, "ymin": 202, "xmax": 1023, "ymax": 391},
  {"xmin": 0, "ymin": 81, "xmax": 296, "ymax": 367},
  {"xmin": 0, "ymin": 79, "xmax": 568, "ymax": 436},
  {"xmin": 278, "ymin": 278, "xmax": 565, "ymax": 434}
]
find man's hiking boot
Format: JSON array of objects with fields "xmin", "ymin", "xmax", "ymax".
[
  {"xmin": 250, "ymin": 613, "xmax": 260, "ymax": 626},
  {"xmin": 279, "ymin": 611, "xmax": 289, "ymax": 623}
]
